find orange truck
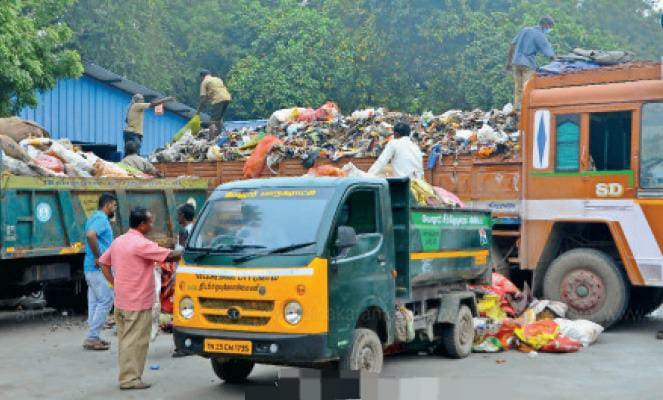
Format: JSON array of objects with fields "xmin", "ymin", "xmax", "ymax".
[{"xmin": 433, "ymin": 62, "xmax": 663, "ymax": 327}]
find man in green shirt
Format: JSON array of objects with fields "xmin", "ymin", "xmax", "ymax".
[
  {"xmin": 196, "ymin": 69, "xmax": 232, "ymax": 135},
  {"xmin": 124, "ymin": 94, "xmax": 173, "ymax": 153}
]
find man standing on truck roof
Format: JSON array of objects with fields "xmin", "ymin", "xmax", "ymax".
[
  {"xmin": 368, "ymin": 121, "xmax": 424, "ymax": 179},
  {"xmin": 98, "ymin": 207, "xmax": 182, "ymax": 390},
  {"xmin": 122, "ymin": 141, "xmax": 162, "ymax": 177},
  {"xmin": 124, "ymin": 94, "xmax": 174, "ymax": 154},
  {"xmin": 506, "ymin": 16, "xmax": 556, "ymax": 110},
  {"xmin": 82, "ymin": 193, "xmax": 117, "ymax": 351},
  {"xmin": 196, "ymin": 69, "xmax": 232, "ymax": 135}
]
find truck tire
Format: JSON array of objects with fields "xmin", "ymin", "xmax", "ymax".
[
  {"xmin": 339, "ymin": 328, "xmax": 383, "ymax": 373},
  {"xmin": 543, "ymin": 248, "xmax": 629, "ymax": 328},
  {"xmin": 438, "ymin": 304, "xmax": 474, "ymax": 358},
  {"xmin": 624, "ymin": 287, "xmax": 663, "ymax": 321},
  {"xmin": 211, "ymin": 358, "xmax": 254, "ymax": 383}
]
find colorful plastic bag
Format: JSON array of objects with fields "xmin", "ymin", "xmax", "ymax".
[{"xmin": 515, "ymin": 320, "xmax": 559, "ymax": 350}]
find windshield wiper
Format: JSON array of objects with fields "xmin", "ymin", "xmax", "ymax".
[
  {"xmin": 232, "ymin": 242, "xmax": 317, "ymax": 264},
  {"xmin": 193, "ymin": 244, "xmax": 266, "ymax": 262}
]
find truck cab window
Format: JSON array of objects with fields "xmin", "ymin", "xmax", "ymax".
[
  {"xmin": 341, "ymin": 190, "xmax": 378, "ymax": 234},
  {"xmin": 641, "ymin": 103, "xmax": 663, "ymax": 189},
  {"xmin": 556, "ymin": 114, "xmax": 580, "ymax": 172},
  {"xmin": 589, "ymin": 111, "xmax": 632, "ymax": 171}
]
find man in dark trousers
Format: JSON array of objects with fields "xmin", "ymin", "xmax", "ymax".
[
  {"xmin": 124, "ymin": 94, "xmax": 173, "ymax": 153},
  {"xmin": 197, "ymin": 69, "xmax": 232, "ymax": 135},
  {"xmin": 506, "ymin": 16, "xmax": 556, "ymax": 109}
]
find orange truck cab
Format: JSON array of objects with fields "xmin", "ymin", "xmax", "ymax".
[{"xmin": 433, "ymin": 62, "xmax": 663, "ymax": 327}]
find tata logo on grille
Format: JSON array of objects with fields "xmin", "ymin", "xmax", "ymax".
[{"xmin": 227, "ymin": 308, "xmax": 241, "ymax": 320}]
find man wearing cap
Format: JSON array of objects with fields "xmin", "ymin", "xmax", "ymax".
[
  {"xmin": 506, "ymin": 16, "xmax": 556, "ymax": 109},
  {"xmin": 124, "ymin": 94, "xmax": 173, "ymax": 153},
  {"xmin": 197, "ymin": 69, "xmax": 232, "ymax": 135}
]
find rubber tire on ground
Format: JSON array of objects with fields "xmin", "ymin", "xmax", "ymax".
[
  {"xmin": 624, "ymin": 287, "xmax": 663, "ymax": 321},
  {"xmin": 543, "ymin": 248, "xmax": 629, "ymax": 328},
  {"xmin": 339, "ymin": 328, "xmax": 383, "ymax": 373},
  {"xmin": 438, "ymin": 304, "xmax": 474, "ymax": 359},
  {"xmin": 211, "ymin": 358, "xmax": 254, "ymax": 383}
]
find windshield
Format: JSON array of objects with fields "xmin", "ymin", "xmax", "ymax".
[
  {"xmin": 189, "ymin": 188, "xmax": 332, "ymax": 253},
  {"xmin": 641, "ymin": 103, "xmax": 663, "ymax": 189}
]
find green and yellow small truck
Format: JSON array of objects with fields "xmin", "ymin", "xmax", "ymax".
[{"xmin": 173, "ymin": 177, "xmax": 492, "ymax": 381}]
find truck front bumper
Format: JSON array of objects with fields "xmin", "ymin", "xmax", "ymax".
[{"xmin": 173, "ymin": 327, "xmax": 334, "ymax": 364}]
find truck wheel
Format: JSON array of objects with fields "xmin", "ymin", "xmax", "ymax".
[
  {"xmin": 339, "ymin": 328, "xmax": 383, "ymax": 373},
  {"xmin": 438, "ymin": 304, "xmax": 474, "ymax": 358},
  {"xmin": 543, "ymin": 248, "xmax": 629, "ymax": 328},
  {"xmin": 624, "ymin": 287, "xmax": 663, "ymax": 321},
  {"xmin": 211, "ymin": 358, "xmax": 254, "ymax": 383}
]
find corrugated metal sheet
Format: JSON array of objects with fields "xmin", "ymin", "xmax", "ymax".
[{"xmin": 19, "ymin": 75, "xmax": 188, "ymax": 155}]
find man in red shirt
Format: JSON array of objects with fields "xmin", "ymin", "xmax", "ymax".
[{"xmin": 99, "ymin": 207, "xmax": 182, "ymax": 390}]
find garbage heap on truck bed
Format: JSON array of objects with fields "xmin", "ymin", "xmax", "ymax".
[
  {"xmin": 149, "ymin": 102, "xmax": 521, "ymax": 174},
  {"xmin": 0, "ymin": 117, "xmax": 156, "ymax": 179}
]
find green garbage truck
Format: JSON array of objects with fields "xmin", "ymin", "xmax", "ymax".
[
  {"xmin": 173, "ymin": 176, "xmax": 492, "ymax": 380},
  {"xmin": 0, "ymin": 168, "xmax": 209, "ymax": 311}
]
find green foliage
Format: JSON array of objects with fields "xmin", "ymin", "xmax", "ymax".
[
  {"xmin": 0, "ymin": 0, "xmax": 83, "ymax": 116},
  {"xmin": 64, "ymin": 0, "xmax": 663, "ymax": 118}
]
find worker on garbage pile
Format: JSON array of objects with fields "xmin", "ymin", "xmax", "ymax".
[
  {"xmin": 368, "ymin": 121, "xmax": 424, "ymax": 179},
  {"xmin": 506, "ymin": 16, "xmax": 556, "ymax": 110},
  {"xmin": 196, "ymin": 69, "xmax": 232, "ymax": 136},
  {"xmin": 99, "ymin": 207, "xmax": 182, "ymax": 390},
  {"xmin": 124, "ymin": 93, "xmax": 174, "ymax": 153},
  {"xmin": 122, "ymin": 141, "xmax": 163, "ymax": 177},
  {"xmin": 82, "ymin": 193, "xmax": 117, "ymax": 351}
]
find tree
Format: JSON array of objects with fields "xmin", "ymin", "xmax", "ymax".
[{"xmin": 0, "ymin": 0, "xmax": 82, "ymax": 116}]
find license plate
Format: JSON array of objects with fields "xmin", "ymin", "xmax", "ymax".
[{"xmin": 204, "ymin": 339, "xmax": 252, "ymax": 355}]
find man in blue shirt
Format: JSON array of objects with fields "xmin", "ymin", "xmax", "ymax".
[
  {"xmin": 506, "ymin": 16, "xmax": 556, "ymax": 109},
  {"xmin": 83, "ymin": 193, "xmax": 117, "ymax": 351}
]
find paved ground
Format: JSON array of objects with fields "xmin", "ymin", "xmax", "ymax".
[{"xmin": 1, "ymin": 310, "xmax": 662, "ymax": 400}]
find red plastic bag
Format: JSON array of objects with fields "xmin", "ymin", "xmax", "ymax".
[
  {"xmin": 33, "ymin": 153, "xmax": 64, "ymax": 173},
  {"xmin": 308, "ymin": 165, "xmax": 345, "ymax": 177},
  {"xmin": 158, "ymin": 261, "xmax": 177, "ymax": 314},
  {"xmin": 470, "ymin": 272, "xmax": 520, "ymax": 316},
  {"xmin": 295, "ymin": 108, "xmax": 316, "ymax": 122},
  {"xmin": 314, "ymin": 101, "xmax": 340, "ymax": 122},
  {"xmin": 243, "ymin": 135, "xmax": 282, "ymax": 179},
  {"xmin": 540, "ymin": 335, "xmax": 582, "ymax": 353}
]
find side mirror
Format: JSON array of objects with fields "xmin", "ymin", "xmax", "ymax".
[{"xmin": 334, "ymin": 226, "xmax": 357, "ymax": 259}]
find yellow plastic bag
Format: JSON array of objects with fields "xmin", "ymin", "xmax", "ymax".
[
  {"xmin": 514, "ymin": 320, "xmax": 559, "ymax": 350},
  {"xmin": 172, "ymin": 115, "xmax": 201, "ymax": 142},
  {"xmin": 410, "ymin": 178, "xmax": 437, "ymax": 206},
  {"xmin": 477, "ymin": 294, "xmax": 507, "ymax": 321}
]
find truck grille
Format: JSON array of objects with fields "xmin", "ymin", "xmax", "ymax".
[
  {"xmin": 198, "ymin": 298, "xmax": 275, "ymax": 312},
  {"xmin": 204, "ymin": 314, "xmax": 270, "ymax": 326}
]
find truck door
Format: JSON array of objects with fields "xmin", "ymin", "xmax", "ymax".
[{"xmin": 328, "ymin": 187, "xmax": 394, "ymax": 348}]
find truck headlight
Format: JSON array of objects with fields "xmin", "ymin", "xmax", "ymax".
[
  {"xmin": 284, "ymin": 301, "xmax": 303, "ymax": 325},
  {"xmin": 179, "ymin": 297, "xmax": 195, "ymax": 320}
]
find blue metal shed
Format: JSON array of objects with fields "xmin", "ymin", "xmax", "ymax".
[{"xmin": 18, "ymin": 62, "xmax": 204, "ymax": 155}]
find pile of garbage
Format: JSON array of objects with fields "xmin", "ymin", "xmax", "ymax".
[
  {"xmin": 470, "ymin": 273, "xmax": 604, "ymax": 354},
  {"xmin": 0, "ymin": 118, "xmax": 154, "ymax": 179},
  {"xmin": 150, "ymin": 102, "xmax": 520, "ymax": 169}
]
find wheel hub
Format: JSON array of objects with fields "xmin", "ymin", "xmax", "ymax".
[
  {"xmin": 561, "ymin": 268, "xmax": 605, "ymax": 312},
  {"xmin": 458, "ymin": 314, "xmax": 473, "ymax": 346},
  {"xmin": 359, "ymin": 346, "xmax": 375, "ymax": 370}
]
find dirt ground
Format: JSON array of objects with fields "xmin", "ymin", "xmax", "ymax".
[{"xmin": 1, "ymin": 309, "xmax": 662, "ymax": 400}]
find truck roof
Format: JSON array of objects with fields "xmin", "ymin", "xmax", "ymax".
[
  {"xmin": 214, "ymin": 176, "xmax": 389, "ymax": 191},
  {"xmin": 533, "ymin": 61, "xmax": 661, "ymax": 90}
]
